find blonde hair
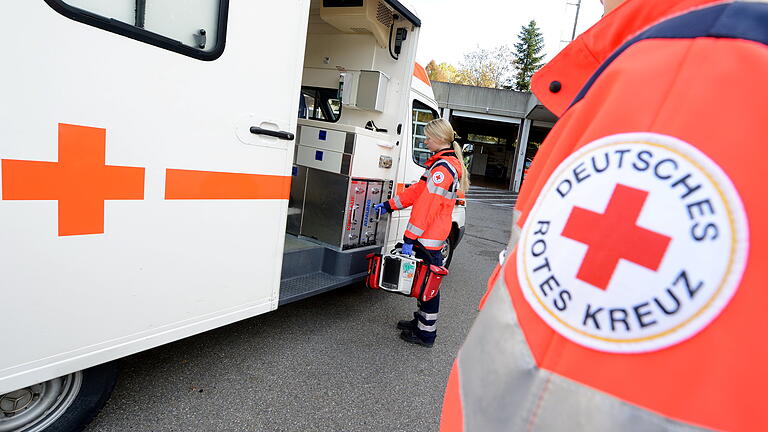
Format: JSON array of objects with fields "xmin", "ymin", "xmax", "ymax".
[{"xmin": 424, "ymin": 118, "xmax": 471, "ymax": 194}]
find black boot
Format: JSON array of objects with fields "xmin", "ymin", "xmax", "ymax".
[
  {"xmin": 399, "ymin": 329, "xmax": 434, "ymax": 348},
  {"xmin": 396, "ymin": 319, "xmax": 416, "ymax": 331}
]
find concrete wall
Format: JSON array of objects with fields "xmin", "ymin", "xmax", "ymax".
[
  {"xmin": 430, "ymin": 82, "xmax": 558, "ymax": 192},
  {"xmin": 432, "ymin": 82, "xmax": 532, "ymax": 118}
]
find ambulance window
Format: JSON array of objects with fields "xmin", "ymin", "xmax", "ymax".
[
  {"xmin": 412, "ymin": 100, "xmax": 438, "ymax": 167},
  {"xmin": 300, "ymin": 87, "xmax": 342, "ymax": 123},
  {"xmin": 44, "ymin": 0, "xmax": 229, "ymax": 61}
]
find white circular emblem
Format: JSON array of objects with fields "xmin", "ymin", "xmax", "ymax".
[
  {"xmin": 432, "ymin": 171, "xmax": 445, "ymax": 185},
  {"xmin": 516, "ymin": 133, "xmax": 749, "ymax": 353}
]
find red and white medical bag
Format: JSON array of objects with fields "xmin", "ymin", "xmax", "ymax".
[{"xmin": 366, "ymin": 250, "xmax": 448, "ymax": 302}]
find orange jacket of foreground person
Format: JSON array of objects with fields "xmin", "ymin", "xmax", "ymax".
[{"xmin": 441, "ymin": 0, "xmax": 768, "ymax": 431}]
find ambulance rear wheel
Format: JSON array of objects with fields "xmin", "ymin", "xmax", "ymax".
[
  {"xmin": 441, "ymin": 236, "xmax": 455, "ymax": 269},
  {"xmin": 0, "ymin": 362, "xmax": 119, "ymax": 432}
]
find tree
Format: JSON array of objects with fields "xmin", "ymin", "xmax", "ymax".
[
  {"xmin": 454, "ymin": 45, "xmax": 514, "ymax": 89},
  {"xmin": 426, "ymin": 45, "xmax": 516, "ymax": 89},
  {"xmin": 426, "ymin": 60, "xmax": 458, "ymax": 83},
  {"xmin": 513, "ymin": 20, "xmax": 546, "ymax": 92}
]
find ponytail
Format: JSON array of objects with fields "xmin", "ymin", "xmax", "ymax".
[{"xmin": 451, "ymin": 141, "xmax": 471, "ymax": 194}]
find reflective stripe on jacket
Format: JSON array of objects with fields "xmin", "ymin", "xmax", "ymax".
[
  {"xmin": 388, "ymin": 149, "xmax": 462, "ymax": 250},
  {"xmin": 442, "ymin": 1, "xmax": 768, "ymax": 431}
]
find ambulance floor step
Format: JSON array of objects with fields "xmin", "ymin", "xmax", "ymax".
[
  {"xmin": 279, "ymin": 271, "xmax": 366, "ymax": 306},
  {"xmin": 283, "ymin": 234, "xmax": 319, "ymax": 253}
]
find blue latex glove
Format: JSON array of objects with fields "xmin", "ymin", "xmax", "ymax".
[
  {"xmin": 374, "ymin": 203, "xmax": 388, "ymax": 216},
  {"xmin": 401, "ymin": 243, "xmax": 414, "ymax": 256}
]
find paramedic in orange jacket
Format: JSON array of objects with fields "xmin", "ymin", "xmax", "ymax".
[
  {"xmin": 441, "ymin": 0, "xmax": 768, "ymax": 430},
  {"xmin": 374, "ymin": 118, "xmax": 469, "ymax": 347}
]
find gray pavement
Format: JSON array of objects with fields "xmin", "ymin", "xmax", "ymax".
[
  {"xmin": 465, "ymin": 186, "xmax": 518, "ymax": 208},
  {"xmin": 86, "ymin": 199, "xmax": 514, "ymax": 432}
]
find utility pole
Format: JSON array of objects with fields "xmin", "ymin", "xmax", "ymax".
[
  {"xmin": 569, "ymin": 0, "xmax": 582, "ymax": 41},
  {"xmin": 560, "ymin": 0, "xmax": 583, "ymax": 46}
]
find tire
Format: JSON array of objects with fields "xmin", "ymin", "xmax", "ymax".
[
  {"xmin": 0, "ymin": 362, "xmax": 119, "ymax": 432},
  {"xmin": 441, "ymin": 234, "xmax": 456, "ymax": 269}
]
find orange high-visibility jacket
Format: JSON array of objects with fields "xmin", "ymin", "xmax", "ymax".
[
  {"xmin": 441, "ymin": 0, "xmax": 768, "ymax": 431},
  {"xmin": 388, "ymin": 149, "xmax": 463, "ymax": 250}
]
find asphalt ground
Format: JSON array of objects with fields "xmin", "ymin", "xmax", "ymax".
[
  {"xmin": 86, "ymin": 199, "xmax": 514, "ymax": 432},
  {"xmin": 464, "ymin": 185, "xmax": 518, "ymax": 209}
]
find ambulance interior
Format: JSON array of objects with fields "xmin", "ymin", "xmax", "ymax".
[{"xmin": 280, "ymin": 0, "xmax": 420, "ymax": 303}]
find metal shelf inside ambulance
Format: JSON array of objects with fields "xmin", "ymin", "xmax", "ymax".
[{"xmin": 279, "ymin": 120, "xmax": 396, "ymax": 304}]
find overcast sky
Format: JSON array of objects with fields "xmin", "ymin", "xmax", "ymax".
[{"xmin": 408, "ymin": 0, "xmax": 604, "ymax": 67}]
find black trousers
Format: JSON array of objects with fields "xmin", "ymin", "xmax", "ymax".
[{"xmin": 411, "ymin": 245, "xmax": 444, "ymax": 343}]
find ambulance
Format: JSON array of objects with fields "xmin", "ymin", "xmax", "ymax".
[{"xmin": 0, "ymin": 1, "xmax": 465, "ymax": 430}]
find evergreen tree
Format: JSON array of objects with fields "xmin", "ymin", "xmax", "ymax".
[{"xmin": 513, "ymin": 20, "xmax": 545, "ymax": 92}]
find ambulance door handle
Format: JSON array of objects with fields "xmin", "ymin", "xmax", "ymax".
[{"xmin": 250, "ymin": 126, "xmax": 295, "ymax": 141}]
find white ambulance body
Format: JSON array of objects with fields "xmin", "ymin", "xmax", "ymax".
[{"xmin": 0, "ymin": 1, "xmax": 464, "ymax": 430}]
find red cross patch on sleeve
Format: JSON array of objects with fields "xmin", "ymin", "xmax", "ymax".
[{"xmin": 515, "ymin": 133, "xmax": 748, "ymax": 353}]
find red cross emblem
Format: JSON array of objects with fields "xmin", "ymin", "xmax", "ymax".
[
  {"xmin": 2, "ymin": 124, "xmax": 145, "ymax": 236},
  {"xmin": 561, "ymin": 183, "xmax": 671, "ymax": 290}
]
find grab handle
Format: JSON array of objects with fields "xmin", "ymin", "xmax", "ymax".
[
  {"xmin": 374, "ymin": 202, "xmax": 383, "ymax": 222},
  {"xmin": 350, "ymin": 204, "xmax": 360, "ymax": 225},
  {"xmin": 250, "ymin": 126, "xmax": 295, "ymax": 141}
]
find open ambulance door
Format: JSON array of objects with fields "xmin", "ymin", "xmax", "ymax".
[{"xmin": 0, "ymin": 1, "xmax": 309, "ymax": 429}]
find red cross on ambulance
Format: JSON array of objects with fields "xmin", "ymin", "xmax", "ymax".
[
  {"xmin": 1, "ymin": 123, "xmax": 291, "ymax": 237},
  {"xmin": 2, "ymin": 124, "xmax": 145, "ymax": 236}
]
